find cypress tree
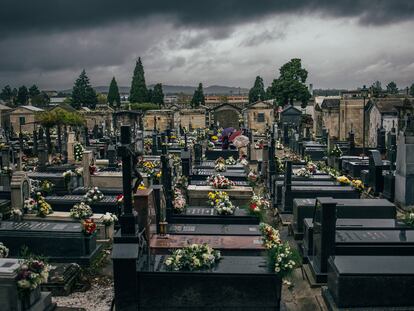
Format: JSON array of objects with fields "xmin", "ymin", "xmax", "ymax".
[
  {"xmin": 191, "ymin": 83, "xmax": 205, "ymax": 108},
  {"xmin": 71, "ymin": 69, "xmax": 98, "ymax": 109},
  {"xmin": 107, "ymin": 77, "xmax": 121, "ymax": 108},
  {"xmin": 17, "ymin": 86, "xmax": 29, "ymax": 105},
  {"xmin": 152, "ymin": 83, "xmax": 164, "ymax": 105},
  {"xmin": 129, "ymin": 57, "xmax": 148, "ymax": 103},
  {"xmin": 29, "ymin": 84, "xmax": 40, "ymax": 98},
  {"xmin": 248, "ymin": 76, "xmax": 266, "ymax": 103}
]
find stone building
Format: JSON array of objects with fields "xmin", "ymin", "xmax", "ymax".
[
  {"xmin": 0, "ymin": 103, "xmax": 12, "ymax": 133},
  {"xmin": 212, "ymin": 103, "xmax": 241, "ymax": 129},
  {"xmin": 280, "ymin": 105, "xmax": 302, "ymax": 129},
  {"xmin": 242, "ymin": 101, "xmax": 274, "ymax": 132},
  {"xmin": 338, "ymin": 98, "xmax": 365, "ymax": 145},
  {"xmin": 179, "ymin": 108, "xmax": 206, "ymax": 129},
  {"xmin": 9, "ymin": 105, "xmax": 44, "ymax": 134},
  {"xmin": 81, "ymin": 105, "xmax": 114, "ymax": 133},
  {"xmin": 143, "ymin": 110, "xmax": 175, "ymax": 131},
  {"xmin": 321, "ymin": 98, "xmax": 340, "ymax": 139}
]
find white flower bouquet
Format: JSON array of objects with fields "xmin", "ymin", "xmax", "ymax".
[
  {"xmin": 84, "ymin": 187, "xmax": 104, "ymax": 203},
  {"xmin": 102, "ymin": 212, "xmax": 118, "ymax": 226},
  {"xmin": 70, "ymin": 202, "xmax": 93, "ymax": 220},
  {"xmin": 0, "ymin": 242, "xmax": 9, "ymax": 258}
]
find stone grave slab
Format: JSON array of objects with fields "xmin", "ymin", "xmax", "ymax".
[
  {"xmin": 323, "ymin": 256, "xmax": 414, "ymax": 309},
  {"xmin": 187, "ymin": 185, "xmax": 253, "ymax": 206},
  {"xmin": 150, "ymin": 234, "xmax": 264, "ymax": 256},
  {"xmin": 204, "ymin": 149, "xmax": 239, "ymax": 160},
  {"xmin": 45, "ymin": 194, "xmax": 118, "ymax": 214},
  {"xmin": 170, "ymin": 207, "xmax": 260, "ymax": 224},
  {"xmin": 190, "ymin": 179, "xmax": 249, "ymax": 187},
  {"xmin": 134, "ymin": 255, "xmax": 282, "ymax": 311},
  {"xmin": 0, "ymin": 221, "xmax": 101, "ymax": 265},
  {"xmin": 190, "ymin": 169, "xmax": 247, "ymax": 181},
  {"xmin": 301, "ymin": 218, "xmax": 408, "ymax": 260},
  {"xmin": 282, "ymin": 186, "xmax": 360, "ymax": 213},
  {"xmin": 194, "ymin": 160, "xmax": 245, "ymax": 170},
  {"xmin": 28, "ymin": 172, "xmax": 67, "ymax": 194},
  {"xmin": 168, "ymin": 223, "xmax": 260, "ymax": 236},
  {"xmin": 292, "ymin": 198, "xmax": 396, "ymax": 239}
]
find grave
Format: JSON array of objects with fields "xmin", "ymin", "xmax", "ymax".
[
  {"xmin": 301, "ymin": 218, "xmax": 410, "ymax": 260},
  {"xmin": 0, "ymin": 258, "xmax": 55, "ymax": 311},
  {"xmin": 149, "ymin": 234, "xmax": 264, "ymax": 256},
  {"xmin": 45, "ymin": 194, "xmax": 118, "ymax": 214},
  {"xmin": 133, "ymin": 255, "xmax": 282, "ymax": 311},
  {"xmin": 292, "ymin": 198, "xmax": 396, "ymax": 239},
  {"xmin": 193, "ymin": 160, "xmax": 244, "ymax": 170},
  {"xmin": 204, "ymin": 149, "xmax": 239, "ymax": 160},
  {"xmin": 187, "ymin": 185, "xmax": 253, "ymax": 207},
  {"xmin": 322, "ymin": 256, "xmax": 414, "ymax": 309},
  {"xmin": 190, "ymin": 169, "xmax": 247, "ymax": 181},
  {"xmin": 0, "ymin": 221, "xmax": 102, "ymax": 265}
]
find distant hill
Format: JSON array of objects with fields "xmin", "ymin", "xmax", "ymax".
[{"xmin": 60, "ymin": 85, "xmax": 249, "ymax": 96}]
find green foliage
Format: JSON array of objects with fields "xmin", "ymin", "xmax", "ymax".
[
  {"xmin": 107, "ymin": 77, "xmax": 121, "ymax": 108},
  {"xmin": 129, "ymin": 57, "xmax": 148, "ymax": 103},
  {"xmin": 97, "ymin": 93, "xmax": 107, "ymax": 105},
  {"xmin": 371, "ymin": 81, "xmax": 382, "ymax": 97},
  {"xmin": 17, "ymin": 85, "xmax": 29, "ymax": 105},
  {"xmin": 410, "ymin": 83, "xmax": 414, "ymax": 97},
  {"xmin": 269, "ymin": 58, "xmax": 311, "ymax": 107},
  {"xmin": 248, "ymin": 76, "xmax": 266, "ymax": 103},
  {"xmin": 36, "ymin": 108, "xmax": 85, "ymax": 128},
  {"xmin": 29, "ymin": 85, "xmax": 40, "ymax": 98},
  {"xmin": 0, "ymin": 85, "xmax": 13, "ymax": 102},
  {"xmin": 71, "ymin": 69, "xmax": 98, "ymax": 109},
  {"xmin": 151, "ymin": 83, "xmax": 164, "ymax": 105},
  {"xmin": 386, "ymin": 81, "xmax": 398, "ymax": 94},
  {"xmin": 31, "ymin": 92, "xmax": 50, "ymax": 107},
  {"xmin": 191, "ymin": 83, "xmax": 205, "ymax": 108},
  {"xmin": 129, "ymin": 102, "xmax": 160, "ymax": 111}
]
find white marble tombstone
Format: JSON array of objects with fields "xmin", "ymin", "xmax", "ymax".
[
  {"xmin": 66, "ymin": 132, "xmax": 76, "ymax": 162},
  {"xmin": 10, "ymin": 172, "xmax": 30, "ymax": 211}
]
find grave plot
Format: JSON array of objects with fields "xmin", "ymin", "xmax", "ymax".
[
  {"xmin": 292, "ymin": 198, "xmax": 396, "ymax": 240},
  {"xmin": 187, "ymin": 185, "xmax": 253, "ymax": 207},
  {"xmin": 190, "ymin": 169, "xmax": 247, "ymax": 181},
  {"xmin": 45, "ymin": 194, "xmax": 118, "ymax": 214},
  {"xmin": 0, "ymin": 221, "xmax": 101, "ymax": 265}
]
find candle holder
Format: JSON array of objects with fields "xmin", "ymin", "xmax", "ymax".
[{"xmin": 159, "ymin": 221, "xmax": 169, "ymax": 237}]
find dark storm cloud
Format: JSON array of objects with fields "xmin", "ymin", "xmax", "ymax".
[{"xmin": 1, "ymin": 0, "xmax": 414, "ymax": 38}]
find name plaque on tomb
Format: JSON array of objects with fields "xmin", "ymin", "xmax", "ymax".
[
  {"xmin": 168, "ymin": 223, "xmax": 260, "ymax": 236},
  {"xmin": 336, "ymin": 230, "xmax": 414, "ymax": 244}
]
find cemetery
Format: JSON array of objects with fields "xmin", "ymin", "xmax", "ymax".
[{"xmin": 0, "ymin": 107, "xmax": 414, "ymax": 311}]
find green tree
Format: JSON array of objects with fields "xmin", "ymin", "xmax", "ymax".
[
  {"xmin": 31, "ymin": 91, "xmax": 50, "ymax": 107},
  {"xmin": 191, "ymin": 83, "xmax": 205, "ymax": 108},
  {"xmin": 410, "ymin": 83, "xmax": 414, "ymax": 97},
  {"xmin": 152, "ymin": 83, "xmax": 164, "ymax": 105},
  {"xmin": 129, "ymin": 57, "xmax": 148, "ymax": 103},
  {"xmin": 386, "ymin": 81, "xmax": 398, "ymax": 94},
  {"xmin": 371, "ymin": 81, "xmax": 382, "ymax": 97},
  {"xmin": 107, "ymin": 77, "xmax": 121, "ymax": 108},
  {"xmin": 17, "ymin": 85, "xmax": 29, "ymax": 105},
  {"xmin": 71, "ymin": 69, "xmax": 98, "ymax": 109},
  {"xmin": 269, "ymin": 58, "xmax": 311, "ymax": 107},
  {"xmin": 97, "ymin": 93, "xmax": 107, "ymax": 105},
  {"xmin": 0, "ymin": 85, "xmax": 13, "ymax": 102},
  {"xmin": 29, "ymin": 84, "xmax": 40, "ymax": 98},
  {"xmin": 248, "ymin": 76, "xmax": 266, "ymax": 103}
]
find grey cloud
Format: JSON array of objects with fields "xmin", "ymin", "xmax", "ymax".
[{"xmin": 1, "ymin": 0, "xmax": 414, "ymax": 39}]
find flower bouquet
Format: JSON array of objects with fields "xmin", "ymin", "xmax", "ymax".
[
  {"xmin": 239, "ymin": 158, "xmax": 249, "ymax": 167},
  {"xmin": 248, "ymin": 194, "xmax": 270, "ymax": 220},
  {"xmin": 329, "ymin": 145, "xmax": 343, "ymax": 157},
  {"xmin": 164, "ymin": 243, "xmax": 221, "ymax": 271},
  {"xmin": 214, "ymin": 162, "xmax": 226, "ymax": 172},
  {"xmin": 83, "ymin": 187, "xmax": 104, "ymax": 203},
  {"xmin": 36, "ymin": 195, "xmax": 53, "ymax": 218},
  {"xmin": 295, "ymin": 167, "xmax": 311, "ymax": 178},
  {"xmin": 51, "ymin": 155, "xmax": 63, "ymax": 165},
  {"xmin": 0, "ymin": 242, "xmax": 9, "ymax": 258},
  {"xmin": 247, "ymin": 171, "xmax": 258, "ymax": 186},
  {"xmin": 207, "ymin": 191, "xmax": 229, "ymax": 207},
  {"xmin": 75, "ymin": 167, "xmax": 83, "ymax": 176},
  {"xmin": 215, "ymin": 199, "xmax": 236, "ymax": 215},
  {"xmin": 267, "ymin": 241, "xmax": 297, "ymax": 277},
  {"xmin": 225, "ymin": 156, "xmax": 237, "ymax": 165},
  {"xmin": 173, "ymin": 189, "xmax": 187, "ymax": 214},
  {"xmin": 74, "ymin": 143, "xmax": 84, "ymax": 161},
  {"xmin": 40, "ymin": 180, "xmax": 54, "ymax": 195},
  {"xmin": 403, "ymin": 212, "xmax": 414, "ymax": 227},
  {"xmin": 208, "ymin": 174, "xmax": 234, "ymax": 189},
  {"xmin": 174, "ymin": 175, "xmax": 188, "ymax": 193},
  {"xmin": 207, "ymin": 141, "xmax": 215, "ymax": 150},
  {"xmin": 306, "ymin": 162, "xmax": 317, "ymax": 174},
  {"xmin": 62, "ymin": 170, "xmax": 75, "ymax": 187},
  {"xmin": 82, "ymin": 219, "xmax": 97, "ymax": 235},
  {"xmin": 70, "ymin": 202, "xmax": 93, "ymax": 220},
  {"xmin": 259, "ymin": 223, "xmax": 281, "ymax": 249},
  {"xmin": 337, "ymin": 175, "xmax": 351, "ymax": 185},
  {"xmin": 214, "ymin": 157, "xmax": 225, "ymax": 165},
  {"xmin": 11, "ymin": 209, "xmax": 23, "ymax": 221},
  {"xmin": 89, "ymin": 164, "xmax": 97, "ymax": 175},
  {"xmin": 102, "ymin": 212, "xmax": 118, "ymax": 226},
  {"xmin": 23, "ymin": 198, "xmax": 37, "ymax": 214},
  {"xmin": 16, "ymin": 258, "xmax": 50, "ymax": 293},
  {"xmin": 351, "ymin": 179, "xmax": 364, "ymax": 192}
]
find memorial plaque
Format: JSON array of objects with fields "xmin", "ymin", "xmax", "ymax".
[
  {"xmin": 150, "ymin": 234, "xmax": 264, "ymax": 255},
  {"xmin": 168, "ymin": 223, "xmax": 260, "ymax": 236}
]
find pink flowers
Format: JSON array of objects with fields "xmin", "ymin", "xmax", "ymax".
[{"xmin": 208, "ymin": 174, "xmax": 234, "ymax": 189}]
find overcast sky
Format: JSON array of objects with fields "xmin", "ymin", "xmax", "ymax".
[{"xmin": 1, "ymin": 0, "xmax": 414, "ymax": 91}]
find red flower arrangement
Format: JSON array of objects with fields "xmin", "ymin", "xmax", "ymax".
[
  {"xmin": 82, "ymin": 219, "xmax": 97, "ymax": 235},
  {"xmin": 89, "ymin": 165, "xmax": 97, "ymax": 175}
]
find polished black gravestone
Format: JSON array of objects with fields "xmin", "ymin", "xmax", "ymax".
[
  {"xmin": 301, "ymin": 218, "xmax": 410, "ymax": 261},
  {"xmin": 292, "ymin": 198, "xmax": 396, "ymax": 239},
  {"xmin": 0, "ymin": 221, "xmax": 101, "ymax": 265},
  {"xmin": 190, "ymin": 169, "xmax": 247, "ymax": 181},
  {"xmin": 194, "ymin": 161, "xmax": 245, "ymax": 170},
  {"xmin": 190, "ymin": 179, "xmax": 249, "ymax": 187},
  {"xmin": 168, "ymin": 223, "xmax": 260, "ymax": 236},
  {"xmin": 45, "ymin": 194, "xmax": 118, "ymax": 214},
  {"xmin": 323, "ymin": 256, "xmax": 414, "ymax": 309},
  {"xmin": 170, "ymin": 207, "xmax": 260, "ymax": 225},
  {"xmin": 204, "ymin": 149, "xmax": 239, "ymax": 160},
  {"xmin": 282, "ymin": 185, "xmax": 359, "ymax": 214},
  {"xmin": 133, "ymin": 255, "xmax": 282, "ymax": 311}
]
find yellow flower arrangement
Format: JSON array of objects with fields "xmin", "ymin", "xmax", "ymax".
[
  {"xmin": 211, "ymin": 135, "xmax": 218, "ymax": 141},
  {"xmin": 351, "ymin": 179, "xmax": 364, "ymax": 192},
  {"xmin": 137, "ymin": 182, "xmax": 147, "ymax": 190},
  {"xmin": 337, "ymin": 175, "xmax": 351, "ymax": 185}
]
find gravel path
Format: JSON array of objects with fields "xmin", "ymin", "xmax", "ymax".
[{"xmin": 53, "ymin": 280, "xmax": 114, "ymax": 311}]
